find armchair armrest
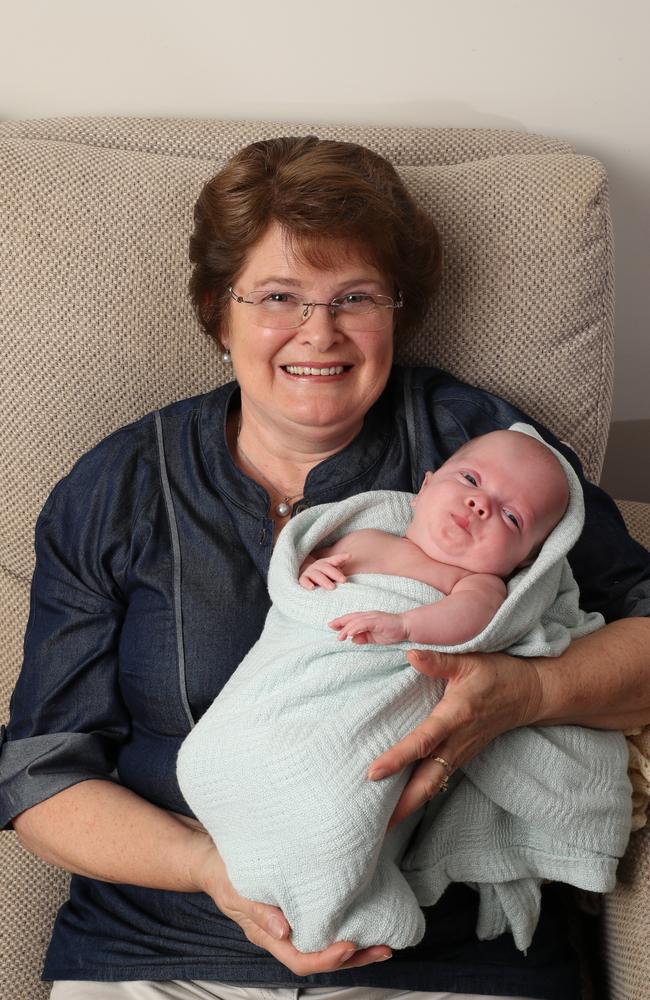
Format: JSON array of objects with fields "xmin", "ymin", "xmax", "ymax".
[{"xmin": 600, "ymin": 500, "xmax": 650, "ymax": 1000}]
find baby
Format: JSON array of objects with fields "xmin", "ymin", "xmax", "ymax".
[
  {"xmin": 299, "ymin": 429, "xmax": 569, "ymax": 645},
  {"xmin": 178, "ymin": 425, "xmax": 630, "ymax": 955}
]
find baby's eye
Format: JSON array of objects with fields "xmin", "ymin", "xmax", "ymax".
[
  {"xmin": 504, "ymin": 509, "xmax": 520, "ymax": 528},
  {"xmin": 461, "ymin": 472, "xmax": 478, "ymax": 486}
]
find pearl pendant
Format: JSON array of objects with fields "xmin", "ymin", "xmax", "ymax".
[{"xmin": 275, "ymin": 500, "xmax": 291, "ymax": 518}]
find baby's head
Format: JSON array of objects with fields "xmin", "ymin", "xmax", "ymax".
[{"xmin": 406, "ymin": 430, "xmax": 569, "ymax": 577}]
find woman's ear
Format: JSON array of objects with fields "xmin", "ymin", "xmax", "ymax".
[
  {"xmin": 203, "ymin": 291, "xmax": 230, "ymax": 349},
  {"xmin": 219, "ymin": 310, "xmax": 231, "ymax": 351}
]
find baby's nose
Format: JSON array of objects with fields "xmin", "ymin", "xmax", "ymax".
[{"xmin": 465, "ymin": 494, "xmax": 490, "ymax": 518}]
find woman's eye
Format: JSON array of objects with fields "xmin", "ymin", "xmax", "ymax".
[
  {"xmin": 342, "ymin": 293, "xmax": 374, "ymax": 305},
  {"xmin": 262, "ymin": 292, "xmax": 297, "ymax": 305},
  {"xmin": 504, "ymin": 510, "xmax": 520, "ymax": 528},
  {"xmin": 461, "ymin": 472, "xmax": 478, "ymax": 486}
]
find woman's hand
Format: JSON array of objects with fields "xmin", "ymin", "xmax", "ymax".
[
  {"xmin": 187, "ymin": 826, "xmax": 392, "ymax": 974},
  {"xmin": 368, "ymin": 648, "xmax": 543, "ymax": 827}
]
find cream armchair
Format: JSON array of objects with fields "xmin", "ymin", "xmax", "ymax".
[{"xmin": 1, "ymin": 116, "xmax": 648, "ymax": 1000}]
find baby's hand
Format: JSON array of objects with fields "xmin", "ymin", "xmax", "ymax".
[
  {"xmin": 299, "ymin": 553, "xmax": 350, "ymax": 591},
  {"xmin": 329, "ymin": 611, "xmax": 408, "ymax": 645}
]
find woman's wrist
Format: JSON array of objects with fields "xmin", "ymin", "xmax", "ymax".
[
  {"xmin": 527, "ymin": 617, "xmax": 650, "ymax": 730},
  {"xmin": 180, "ymin": 821, "xmax": 223, "ymax": 896}
]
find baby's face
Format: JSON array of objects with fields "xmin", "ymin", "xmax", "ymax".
[{"xmin": 406, "ymin": 431, "xmax": 569, "ymax": 577}]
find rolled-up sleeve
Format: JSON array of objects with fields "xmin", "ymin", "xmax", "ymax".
[{"xmin": 0, "ymin": 468, "xmax": 131, "ymax": 829}]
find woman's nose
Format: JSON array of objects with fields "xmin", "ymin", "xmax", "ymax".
[
  {"xmin": 465, "ymin": 494, "xmax": 491, "ymax": 518},
  {"xmin": 295, "ymin": 305, "xmax": 344, "ymax": 351}
]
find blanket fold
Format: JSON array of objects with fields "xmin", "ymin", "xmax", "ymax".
[{"xmin": 177, "ymin": 424, "xmax": 631, "ymax": 953}]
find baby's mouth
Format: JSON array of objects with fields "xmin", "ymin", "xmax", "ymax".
[
  {"xmin": 451, "ymin": 512, "xmax": 471, "ymax": 533},
  {"xmin": 281, "ymin": 365, "xmax": 350, "ymax": 376}
]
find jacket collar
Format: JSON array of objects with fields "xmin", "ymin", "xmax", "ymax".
[{"xmin": 198, "ymin": 381, "xmax": 394, "ymax": 517}]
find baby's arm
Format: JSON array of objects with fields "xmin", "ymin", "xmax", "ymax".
[{"xmin": 330, "ymin": 574, "xmax": 507, "ymax": 645}]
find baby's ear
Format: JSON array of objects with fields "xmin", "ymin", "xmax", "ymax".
[
  {"xmin": 412, "ymin": 471, "xmax": 433, "ymax": 506},
  {"xmin": 518, "ymin": 543, "xmax": 542, "ymax": 569}
]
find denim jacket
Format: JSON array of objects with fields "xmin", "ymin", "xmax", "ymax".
[{"xmin": 1, "ymin": 366, "xmax": 648, "ymax": 996}]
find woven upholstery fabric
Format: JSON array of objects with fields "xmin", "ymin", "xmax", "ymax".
[
  {"xmin": 602, "ymin": 827, "xmax": 650, "ymax": 1000},
  {"xmin": 0, "ymin": 571, "xmax": 30, "ymax": 737},
  {"xmin": 0, "ymin": 116, "xmax": 627, "ymax": 998},
  {"xmin": 397, "ymin": 154, "xmax": 613, "ymax": 480},
  {"xmin": 0, "ymin": 115, "xmax": 574, "ymax": 163},
  {"xmin": 0, "ymin": 834, "xmax": 69, "ymax": 1000}
]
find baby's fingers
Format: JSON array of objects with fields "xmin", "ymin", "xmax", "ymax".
[
  {"xmin": 329, "ymin": 614, "xmax": 354, "ymax": 630},
  {"xmin": 301, "ymin": 570, "xmax": 334, "ymax": 590},
  {"xmin": 330, "ymin": 614, "xmax": 365, "ymax": 639}
]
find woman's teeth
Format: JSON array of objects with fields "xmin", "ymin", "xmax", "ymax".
[{"xmin": 283, "ymin": 366, "xmax": 346, "ymax": 376}]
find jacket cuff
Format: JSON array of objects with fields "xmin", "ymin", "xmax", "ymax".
[{"xmin": 0, "ymin": 731, "xmax": 118, "ymax": 829}]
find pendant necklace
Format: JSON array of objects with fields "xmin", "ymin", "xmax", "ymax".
[{"xmin": 236, "ymin": 423, "xmax": 303, "ymax": 519}]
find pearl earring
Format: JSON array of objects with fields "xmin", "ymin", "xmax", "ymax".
[{"xmin": 221, "ymin": 350, "xmax": 232, "ymax": 365}]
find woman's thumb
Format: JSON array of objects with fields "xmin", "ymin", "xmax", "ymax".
[{"xmin": 407, "ymin": 649, "xmax": 459, "ymax": 677}]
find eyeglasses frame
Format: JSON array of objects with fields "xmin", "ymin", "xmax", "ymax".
[{"xmin": 227, "ymin": 286, "xmax": 403, "ymax": 329}]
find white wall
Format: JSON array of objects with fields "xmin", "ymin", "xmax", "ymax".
[{"xmin": 3, "ymin": 0, "xmax": 648, "ymax": 422}]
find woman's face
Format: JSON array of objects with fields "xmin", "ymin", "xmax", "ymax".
[{"xmin": 221, "ymin": 222, "xmax": 395, "ymax": 447}]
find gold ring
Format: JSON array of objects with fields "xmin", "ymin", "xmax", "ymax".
[
  {"xmin": 430, "ymin": 755, "xmax": 452, "ymax": 774},
  {"xmin": 439, "ymin": 775, "xmax": 450, "ymax": 793}
]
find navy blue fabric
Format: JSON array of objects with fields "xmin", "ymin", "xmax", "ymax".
[{"xmin": 2, "ymin": 366, "xmax": 649, "ymax": 998}]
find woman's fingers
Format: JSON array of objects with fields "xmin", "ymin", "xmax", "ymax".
[
  {"xmin": 367, "ymin": 648, "xmax": 545, "ymax": 829},
  {"xmin": 387, "ymin": 755, "xmax": 453, "ymax": 828},
  {"xmin": 367, "ymin": 712, "xmax": 452, "ymax": 780},
  {"xmin": 337, "ymin": 945, "xmax": 393, "ymax": 969},
  {"xmin": 365, "ymin": 651, "xmax": 460, "ymax": 779},
  {"xmin": 241, "ymin": 916, "xmax": 390, "ymax": 975},
  {"xmin": 211, "ymin": 848, "xmax": 392, "ymax": 975},
  {"xmin": 244, "ymin": 899, "xmax": 292, "ymax": 940}
]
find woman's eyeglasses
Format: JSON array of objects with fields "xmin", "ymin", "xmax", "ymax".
[{"xmin": 228, "ymin": 287, "xmax": 402, "ymax": 332}]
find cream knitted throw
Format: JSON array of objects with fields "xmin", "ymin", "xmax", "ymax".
[{"xmin": 177, "ymin": 426, "xmax": 632, "ymax": 953}]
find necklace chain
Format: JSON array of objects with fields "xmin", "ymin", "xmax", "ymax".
[{"xmin": 236, "ymin": 420, "xmax": 303, "ymax": 519}]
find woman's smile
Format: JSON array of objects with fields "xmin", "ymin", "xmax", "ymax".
[{"xmin": 280, "ymin": 364, "xmax": 350, "ymax": 378}]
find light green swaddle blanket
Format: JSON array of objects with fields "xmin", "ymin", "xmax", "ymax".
[{"xmin": 177, "ymin": 424, "xmax": 632, "ymax": 953}]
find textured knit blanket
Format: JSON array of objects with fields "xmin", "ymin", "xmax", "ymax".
[{"xmin": 177, "ymin": 425, "xmax": 632, "ymax": 953}]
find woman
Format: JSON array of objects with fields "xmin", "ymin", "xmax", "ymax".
[{"xmin": 1, "ymin": 135, "xmax": 649, "ymax": 1000}]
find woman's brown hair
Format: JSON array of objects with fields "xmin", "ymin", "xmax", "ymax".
[{"xmin": 188, "ymin": 136, "xmax": 441, "ymax": 346}]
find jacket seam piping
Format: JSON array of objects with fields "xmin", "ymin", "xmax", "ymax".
[
  {"xmin": 403, "ymin": 366, "xmax": 419, "ymax": 492},
  {"xmin": 154, "ymin": 410, "xmax": 194, "ymax": 728}
]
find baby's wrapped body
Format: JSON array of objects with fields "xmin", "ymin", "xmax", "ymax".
[{"xmin": 178, "ymin": 433, "xmax": 632, "ymax": 954}]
